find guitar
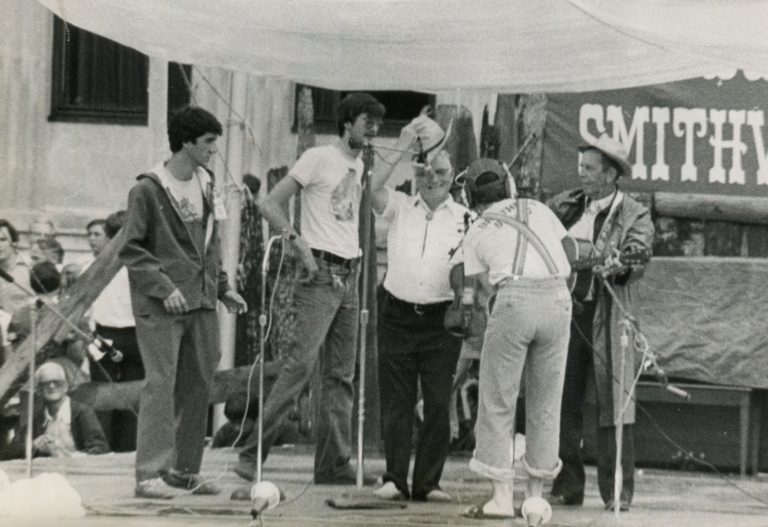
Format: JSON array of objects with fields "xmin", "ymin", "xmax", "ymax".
[{"xmin": 562, "ymin": 237, "xmax": 650, "ymax": 301}]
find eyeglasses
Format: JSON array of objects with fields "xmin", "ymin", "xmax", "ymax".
[{"xmin": 39, "ymin": 380, "xmax": 66, "ymax": 389}]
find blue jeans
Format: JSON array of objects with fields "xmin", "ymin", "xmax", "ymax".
[
  {"xmin": 239, "ymin": 257, "xmax": 359, "ymax": 478},
  {"xmin": 470, "ymin": 277, "xmax": 571, "ymax": 483}
]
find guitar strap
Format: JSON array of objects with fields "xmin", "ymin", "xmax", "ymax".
[{"xmin": 482, "ymin": 200, "xmax": 560, "ymax": 277}]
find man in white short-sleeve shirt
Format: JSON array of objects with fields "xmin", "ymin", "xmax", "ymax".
[
  {"xmin": 460, "ymin": 159, "xmax": 572, "ymax": 522},
  {"xmin": 371, "ymin": 146, "xmax": 468, "ymax": 502},
  {"xmin": 236, "ymin": 93, "xmax": 393, "ymax": 487}
]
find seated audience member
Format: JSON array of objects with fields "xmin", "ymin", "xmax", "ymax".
[
  {"xmin": 30, "ymin": 238, "xmax": 65, "ymax": 270},
  {"xmin": 89, "ymin": 210, "xmax": 143, "ymax": 452},
  {"xmin": 8, "ymin": 261, "xmax": 89, "ymax": 391},
  {"xmin": 59, "ymin": 262, "xmax": 83, "ymax": 298},
  {"xmin": 1, "ymin": 362, "xmax": 109, "ymax": 460},
  {"xmin": 0, "ymin": 219, "xmax": 31, "ymax": 316},
  {"xmin": 28, "ymin": 215, "xmax": 57, "ymax": 244}
]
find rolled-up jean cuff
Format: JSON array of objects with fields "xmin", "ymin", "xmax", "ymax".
[
  {"xmin": 522, "ymin": 456, "xmax": 562, "ymax": 480},
  {"xmin": 469, "ymin": 457, "xmax": 515, "ymax": 483}
]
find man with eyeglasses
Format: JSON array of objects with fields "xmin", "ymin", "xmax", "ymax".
[
  {"xmin": 370, "ymin": 123, "xmax": 467, "ymax": 502},
  {"xmin": 1, "ymin": 362, "xmax": 108, "ymax": 459}
]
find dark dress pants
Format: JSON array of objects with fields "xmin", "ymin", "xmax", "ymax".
[
  {"xmin": 553, "ymin": 300, "xmax": 635, "ymax": 505},
  {"xmin": 378, "ymin": 291, "xmax": 462, "ymax": 500}
]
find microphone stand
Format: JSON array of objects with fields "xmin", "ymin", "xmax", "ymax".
[
  {"xmin": 356, "ymin": 143, "xmax": 374, "ymax": 489},
  {"xmin": 256, "ymin": 233, "xmax": 286, "ymax": 484},
  {"xmin": 24, "ymin": 300, "xmax": 39, "ymax": 478},
  {"xmin": 596, "ymin": 272, "xmax": 690, "ymax": 518}
]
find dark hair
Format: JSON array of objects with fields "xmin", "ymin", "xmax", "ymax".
[
  {"xmin": 35, "ymin": 238, "xmax": 64, "ymax": 264},
  {"xmin": 0, "ymin": 219, "xmax": 19, "ymax": 244},
  {"xmin": 30, "ymin": 261, "xmax": 61, "ymax": 294},
  {"xmin": 168, "ymin": 107, "xmax": 223, "ymax": 153},
  {"xmin": 104, "ymin": 210, "xmax": 127, "ymax": 240},
  {"xmin": 336, "ymin": 93, "xmax": 385, "ymax": 137},
  {"xmin": 86, "ymin": 219, "xmax": 107, "ymax": 232},
  {"xmin": 473, "ymin": 172, "xmax": 509, "ymax": 206}
]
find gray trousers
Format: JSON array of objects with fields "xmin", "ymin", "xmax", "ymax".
[
  {"xmin": 470, "ymin": 277, "xmax": 571, "ymax": 483},
  {"xmin": 134, "ymin": 308, "xmax": 220, "ymax": 482}
]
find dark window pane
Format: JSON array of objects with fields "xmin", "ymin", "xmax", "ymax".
[
  {"xmin": 50, "ymin": 16, "xmax": 190, "ymax": 125},
  {"xmin": 293, "ymin": 85, "xmax": 434, "ymax": 137}
]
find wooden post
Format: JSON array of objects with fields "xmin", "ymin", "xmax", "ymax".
[
  {"xmin": 213, "ymin": 71, "xmax": 248, "ymax": 433},
  {"xmin": 0, "ymin": 232, "xmax": 125, "ymax": 408},
  {"xmin": 655, "ymin": 192, "xmax": 768, "ymax": 225}
]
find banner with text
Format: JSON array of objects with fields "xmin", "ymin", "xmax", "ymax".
[{"xmin": 541, "ymin": 71, "xmax": 768, "ymax": 197}]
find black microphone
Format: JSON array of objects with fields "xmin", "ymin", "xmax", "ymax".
[
  {"xmin": 0, "ymin": 267, "xmax": 15, "ymax": 283},
  {"xmin": 93, "ymin": 335, "xmax": 124, "ymax": 363}
]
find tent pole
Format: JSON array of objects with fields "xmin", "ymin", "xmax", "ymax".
[{"xmin": 214, "ymin": 71, "xmax": 247, "ymax": 434}]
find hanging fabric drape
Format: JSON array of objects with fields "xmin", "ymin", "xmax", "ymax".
[{"xmin": 37, "ymin": 0, "xmax": 768, "ymax": 93}]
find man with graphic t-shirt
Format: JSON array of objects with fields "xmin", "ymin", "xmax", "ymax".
[
  {"xmin": 234, "ymin": 93, "xmax": 417, "ymax": 487},
  {"xmin": 121, "ymin": 107, "xmax": 247, "ymax": 499}
]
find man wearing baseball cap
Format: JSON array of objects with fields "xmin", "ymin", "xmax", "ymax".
[
  {"xmin": 547, "ymin": 134, "xmax": 654, "ymax": 511},
  {"xmin": 459, "ymin": 158, "xmax": 572, "ymax": 522}
]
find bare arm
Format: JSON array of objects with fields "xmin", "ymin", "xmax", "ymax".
[
  {"xmin": 371, "ymin": 120, "xmax": 422, "ymax": 214},
  {"xmin": 259, "ymin": 176, "xmax": 318, "ymax": 283}
]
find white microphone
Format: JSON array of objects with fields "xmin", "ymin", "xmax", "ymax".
[
  {"xmin": 250, "ymin": 481, "xmax": 281, "ymax": 519},
  {"xmin": 521, "ymin": 496, "xmax": 552, "ymax": 526}
]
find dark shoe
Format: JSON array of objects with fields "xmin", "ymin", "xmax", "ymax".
[
  {"xmin": 234, "ymin": 461, "xmax": 257, "ymax": 482},
  {"xmin": 461, "ymin": 503, "xmax": 517, "ymax": 520},
  {"xmin": 605, "ymin": 500, "xmax": 630, "ymax": 512},
  {"xmin": 163, "ymin": 469, "xmax": 221, "ymax": 495},
  {"xmin": 548, "ymin": 489, "xmax": 584, "ymax": 506},
  {"xmin": 314, "ymin": 464, "xmax": 378, "ymax": 486}
]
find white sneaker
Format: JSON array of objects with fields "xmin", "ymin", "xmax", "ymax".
[
  {"xmin": 374, "ymin": 481, "xmax": 405, "ymax": 500},
  {"xmin": 425, "ymin": 489, "xmax": 452, "ymax": 502},
  {"xmin": 135, "ymin": 477, "xmax": 181, "ymax": 499}
]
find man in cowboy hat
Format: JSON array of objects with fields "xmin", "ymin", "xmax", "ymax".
[{"xmin": 547, "ymin": 134, "xmax": 654, "ymax": 511}]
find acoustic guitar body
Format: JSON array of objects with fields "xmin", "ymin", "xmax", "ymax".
[{"xmin": 562, "ymin": 237, "xmax": 594, "ymax": 300}]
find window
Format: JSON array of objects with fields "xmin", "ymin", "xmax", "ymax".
[
  {"xmin": 293, "ymin": 85, "xmax": 435, "ymax": 136},
  {"xmin": 50, "ymin": 16, "xmax": 191, "ymax": 125}
]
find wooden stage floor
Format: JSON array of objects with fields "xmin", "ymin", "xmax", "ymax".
[{"xmin": 1, "ymin": 444, "xmax": 767, "ymax": 526}]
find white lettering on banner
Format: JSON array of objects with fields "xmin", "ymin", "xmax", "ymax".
[
  {"xmin": 579, "ymin": 104, "xmax": 606, "ymax": 145},
  {"xmin": 747, "ymin": 111, "xmax": 768, "ymax": 185},
  {"xmin": 651, "ymin": 107, "xmax": 670, "ymax": 181},
  {"xmin": 579, "ymin": 104, "xmax": 768, "ymax": 186},
  {"xmin": 607, "ymin": 105, "xmax": 649, "ymax": 180},
  {"xmin": 709, "ymin": 109, "xmax": 746, "ymax": 185},
  {"xmin": 673, "ymin": 108, "xmax": 707, "ymax": 183}
]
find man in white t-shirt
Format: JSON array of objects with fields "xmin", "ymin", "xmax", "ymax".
[
  {"xmin": 459, "ymin": 159, "xmax": 572, "ymax": 523},
  {"xmin": 235, "ymin": 93, "xmax": 390, "ymax": 487}
]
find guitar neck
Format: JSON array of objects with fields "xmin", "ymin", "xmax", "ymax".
[{"xmin": 570, "ymin": 249, "xmax": 648, "ymax": 271}]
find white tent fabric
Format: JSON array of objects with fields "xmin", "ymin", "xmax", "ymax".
[{"xmin": 39, "ymin": 0, "xmax": 768, "ymax": 92}]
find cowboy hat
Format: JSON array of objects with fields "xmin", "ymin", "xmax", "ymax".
[{"xmin": 578, "ymin": 134, "xmax": 631, "ymax": 177}]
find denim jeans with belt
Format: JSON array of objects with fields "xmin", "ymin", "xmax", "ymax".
[
  {"xmin": 469, "ymin": 277, "xmax": 571, "ymax": 483},
  {"xmin": 239, "ymin": 256, "xmax": 359, "ymax": 478}
]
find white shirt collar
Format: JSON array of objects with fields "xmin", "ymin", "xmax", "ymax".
[{"xmin": 44, "ymin": 396, "xmax": 71, "ymax": 426}]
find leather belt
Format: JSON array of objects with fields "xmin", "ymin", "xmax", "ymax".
[
  {"xmin": 384, "ymin": 290, "xmax": 451, "ymax": 316},
  {"xmin": 311, "ymin": 248, "xmax": 358, "ymax": 267}
]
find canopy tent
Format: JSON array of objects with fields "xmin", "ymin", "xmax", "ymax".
[{"xmin": 37, "ymin": 0, "xmax": 768, "ymax": 93}]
